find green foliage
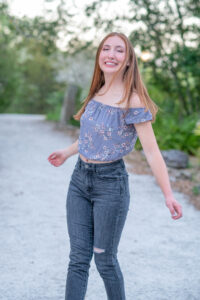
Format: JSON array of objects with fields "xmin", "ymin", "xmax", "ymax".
[
  {"xmin": 194, "ymin": 121, "xmax": 200, "ymax": 136},
  {"xmin": 0, "ymin": 45, "xmax": 21, "ymax": 111},
  {"xmin": 192, "ymin": 186, "xmax": 200, "ymax": 196},
  {"xmin": 6, "ymin": 48, "xmax": 60, "ymax": 113},
  {"xmin": 45, "ymin": 90, "xmax": 65, "ymax": 121},
  {"xmin": 68, "ymin": 117, "xmax": 80, "ymax": 127},
  {"xmin": 67, "ymin": 87, "xmax": 86, "ymax": 127},
  {"xmin": 131, "ymin": 81, "xmax": 199, "ymax": 155},
  {"xmin": 135, "ymin": 110, "xmax": 199, "ymax": 155},
  {"xmin": 0, "ymin": 2, "xmax": 64, "ymax": 114},
  {"xmin": 153, "ymin": 113, "xmax": 199, "ymax": 154},
  {"xmin": 193, "ymin": 120, "xmax": 200, "ymax": 163},
  {"xmin": 46, "ymin": 85, "xmax": 83, "ymax": 126},
  {"xmin": 0, "ymin": 3, "xmax": 21, "ymax": 111}
]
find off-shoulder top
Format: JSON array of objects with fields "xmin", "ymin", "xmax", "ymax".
[{"xmin": 78, "ymin": 99, "xmax": 153, "ymax": 161}]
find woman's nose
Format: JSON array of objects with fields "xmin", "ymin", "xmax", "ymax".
[{"xmin": 107, "ymin": 50, "xmax": 115, "ymax": 59}]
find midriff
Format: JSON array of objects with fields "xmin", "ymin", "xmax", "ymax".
[{"xmin": 79, "ymin": 153, "xmax": 115, "ymax": 164}]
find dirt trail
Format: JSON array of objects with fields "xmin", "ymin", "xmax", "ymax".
[{"xmin": 0, "ymin": 114, "xmax": 199, "ymax": 300}]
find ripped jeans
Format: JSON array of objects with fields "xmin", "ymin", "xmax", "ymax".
[{"xmin": 65, "ymin": 155, "xmax": 130, "ymax": 300}]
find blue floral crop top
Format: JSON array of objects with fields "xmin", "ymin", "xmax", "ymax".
[{"xmin": 78, "ymin": 99, "xmax": 153, "ymax": 161}]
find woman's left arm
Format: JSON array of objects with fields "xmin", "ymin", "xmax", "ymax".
[{"xmin": 135, "ymin": 121, "xmax": 183, "ymax": 220}]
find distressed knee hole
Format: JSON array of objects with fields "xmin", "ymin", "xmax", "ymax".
[{"xmin": 93, "ymin": 247, "xmax": 105, "ymax": 254}]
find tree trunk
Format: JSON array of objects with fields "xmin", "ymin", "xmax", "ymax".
[{"xmin": 60, "ymin": 84, "xmax": 79, "ymax": 125}]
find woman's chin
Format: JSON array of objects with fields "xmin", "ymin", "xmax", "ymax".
[{"xmin": 101, "ymin": 67, "xmax": 120, "ymax": 75}]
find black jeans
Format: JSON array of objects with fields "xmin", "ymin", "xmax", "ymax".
[{"xmin": 65, "ymin": 155, "xmax": 130, "ymax": 300}]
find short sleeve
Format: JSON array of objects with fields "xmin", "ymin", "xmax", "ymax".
[{"xmin": 124, "ymin": 107, "xmax": 152, "ymax": 125}]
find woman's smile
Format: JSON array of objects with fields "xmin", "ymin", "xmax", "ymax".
[{"xmin": 104, "ymin": 60, "xmax": 118, "ymax": 67}]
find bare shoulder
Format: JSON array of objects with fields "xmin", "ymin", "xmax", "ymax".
[{"xmin": 129, "ymin": 92, "xmax": 145, "ymax": 108}]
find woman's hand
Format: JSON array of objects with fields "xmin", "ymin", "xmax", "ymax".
[
  {"xmin": 165, "ymin": 195, "xmax": 183, "ymax": 220},
  {"xmin": 48, "ymin": 149, "xmax": 68, "ymax": 167}
]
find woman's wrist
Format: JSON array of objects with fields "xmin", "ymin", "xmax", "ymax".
[
  {"xmin": 63, "ymin": 148, "xmax": 71, "ymax": 160},
  {"xmin": 164, "ymin": 193, "xmax": 176, "ymax": 203},
  {"xmin": 63, "ymin": 140, "xmax": 79, "ymax": 160}
]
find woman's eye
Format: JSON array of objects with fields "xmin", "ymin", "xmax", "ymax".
[{"xmin": 102, "ymin": 48, "xmax": 124, "ymax": 53}]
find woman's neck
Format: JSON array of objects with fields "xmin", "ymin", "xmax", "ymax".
[{"xmin": 99, "ymin": 73, "xmax": 125, "ymax": 97}]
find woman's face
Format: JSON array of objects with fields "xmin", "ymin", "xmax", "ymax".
[{"xmin": 98, "ymin": 36, "xmax": 127, "ymax": 75}]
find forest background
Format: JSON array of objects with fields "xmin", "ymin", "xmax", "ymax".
[{"xmin": 0, "ymin": 0, "xmax": 199, "ymax": 158}]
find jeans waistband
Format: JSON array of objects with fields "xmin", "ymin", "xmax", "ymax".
[{"xmin": 76, "ymin": 155, "xmax": 125, "ymax": 172}]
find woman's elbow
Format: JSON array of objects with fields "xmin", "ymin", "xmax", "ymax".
[{"xmin": 143, "ymin": 144, "xmax": 162, "ymax": 162}]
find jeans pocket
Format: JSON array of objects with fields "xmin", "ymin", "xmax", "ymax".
[
  {"xmin": 96, "ymin": 174, "xmax": 120, "ymax": 185},
  {"xmin": 96, "ymin": 166, "xmax": 128, "ymax": 178},
  {"xmin": 95, "ymin": 174, "xmax": 121, "ymax": 194}
]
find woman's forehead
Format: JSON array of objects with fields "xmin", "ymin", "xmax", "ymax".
[{"xmin": 103, "ymin": 36, "xmax": 126, "ymax": 48}]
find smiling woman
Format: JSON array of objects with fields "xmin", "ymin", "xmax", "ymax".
[
  {"xmin": 99, "ymin": 38, "xmax": 126, "ymax": 73},
  {"xmin": 48, "ymin": 32, "xmax": 183, "ymax": 300}
]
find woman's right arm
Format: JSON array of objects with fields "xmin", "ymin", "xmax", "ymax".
[
  {"xmin": 63, "ymin": 139, "xmax": 79, "ymax": 159},
  {"xmin": 48, "ymin": 139, "xmax": 79, "ymax": 167}
]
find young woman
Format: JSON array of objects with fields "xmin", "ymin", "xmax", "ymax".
[{"xmin": 48, "ymin": 32, "xmax": 182, "ymax": 300}]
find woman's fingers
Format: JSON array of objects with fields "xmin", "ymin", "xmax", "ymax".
[
  {"xmin": 168, "ymin": 204, "xmax": 176, "ymax": 217},
  {"xmin": 49, "ymin": 159, "xmax": 60, "ymax": 167},
  {"xmin": 48, "ymin": 156, "xmax": 62, "ymax": 166},
  {"xmin": 166, "ymin": 200, "xmax": 183, "ymax": 220},
  {"xmin": 48, "ymin": 153, "xmax": 56, "ymax": 160},
  {"xmin": 170, "ymin": 202, "xmax": 182, "ymax": 219},
  {"xmin": 173, "ymin": 202, "xmax": 182, "ymax": 219}
]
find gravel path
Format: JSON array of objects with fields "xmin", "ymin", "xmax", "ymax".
[{"xmin": 0, "ymin": 114, "xmax": 200, "ymax": 300}]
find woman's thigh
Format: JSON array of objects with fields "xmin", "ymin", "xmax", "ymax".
[
  {"xmin": 92, "ymin": 173, "xmax": 130, "ymax": 255},
  {"xmin": 66, "ymin": 173, "xmax": 94, "ymax": 251}
]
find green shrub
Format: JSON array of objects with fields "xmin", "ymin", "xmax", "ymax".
[
  {"xmin": 136, "ymin": 111, "xmax": 199, "ymax": 155},
  {"xmin": 46, "ymin": 90, "xmax": 65, "ymax": 121},
  {"xmin": 193, "ymin": 120, "xmax": 200, "ymax": 164}
]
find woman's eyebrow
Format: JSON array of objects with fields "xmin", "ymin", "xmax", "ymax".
[{"xmin": 103, "ymin": 44, "xmax": 125, "ymax": 49}]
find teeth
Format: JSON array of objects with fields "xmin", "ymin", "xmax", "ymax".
[{"xmin": 105, "ymin": 62, "xmax": 116, "ymax": 65}]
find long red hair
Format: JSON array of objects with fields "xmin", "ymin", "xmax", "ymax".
[{"xmin": 73, "ymin": 32, "xmax": 158, "ymax": 121}]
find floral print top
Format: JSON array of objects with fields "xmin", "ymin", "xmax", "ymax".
[{"xmin": 78, "ymin": 99, "xmax": 153, "ymax": 161}]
